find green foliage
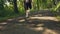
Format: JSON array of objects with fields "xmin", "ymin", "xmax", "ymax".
[
  {"xmin": 0, "ymin": 0, "xmax": 60, "ymax": 21},
  {"xmin": 54, "ymin": 2, "xmax": 60, "ymax": 11}
]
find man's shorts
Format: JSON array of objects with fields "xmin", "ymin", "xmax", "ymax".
[{"xmin": 24, "ymin": 3, "xmax": 32, "ymax": 10}]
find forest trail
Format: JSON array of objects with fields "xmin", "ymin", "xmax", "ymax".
[{"xmin": 0, "ymin": 10, "xmax": 60, "ymax": 34}]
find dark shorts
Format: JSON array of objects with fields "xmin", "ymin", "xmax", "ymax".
[{"xmin": 24, "ymin": 3, "xmax": 32, "ymax": 10}]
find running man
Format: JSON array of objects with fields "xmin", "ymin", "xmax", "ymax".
[{"xmin": 24, "ymin": 0, "xmax": 32, "ymax": 18}]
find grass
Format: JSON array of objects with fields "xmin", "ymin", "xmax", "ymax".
[
  {"xmin": 0, "ymin": 14, "xmax": 20, "ymax": 22},
  {"xmin": 57, "ymin": 16, "xmax": 60, "ymax": 21},
  {"xmin": 56, "ymin": 16, "xmax": 60, "ymax": 26}
]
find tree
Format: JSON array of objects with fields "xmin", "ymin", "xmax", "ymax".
[
  {"xmin": 0, "ymin": 0, "xmax": 4, "ymax": 10},
  {"xmin": 13, "ymin": 0, "xmax": 19, "ymax": 13},
  {"xmin": 37, "ymin": 0, "xmax": 39, "ymax": 10}
]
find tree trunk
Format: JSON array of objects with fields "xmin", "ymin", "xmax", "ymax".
[
  {"xmin": 13, "ymin": 0, "xmax": 19, "ymax": 13},
  {"xmin": 37, "ymin": 0, "xmax": 39, "ymax": 10},
  {"xmin": 53, "ymin": 0, "xmax": 57, "ymax": 5},
  {"xmin": 0, "ymin": 0, "xmax": 4, "ymax": 10}
]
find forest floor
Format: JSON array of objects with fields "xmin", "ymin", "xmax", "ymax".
[{"xmin": 0, "ymin": 10, "xmax": 60, "ymax": 34}]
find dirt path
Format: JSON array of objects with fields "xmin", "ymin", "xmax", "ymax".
[{"xmin": 0, "ymin": 10, "xmax": 60, "ymax": 34}]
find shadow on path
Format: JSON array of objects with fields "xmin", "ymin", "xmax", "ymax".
[{"xmin": 0, "ymin": 10, "xmax": 60, "ymax": 34}]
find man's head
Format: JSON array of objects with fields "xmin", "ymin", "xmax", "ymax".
[{"xmin": 24, "ymin": 0, "xmax": 32, "ymax": 3}]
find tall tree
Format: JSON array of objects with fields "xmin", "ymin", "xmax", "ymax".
[
  {"xmin": 0, "ymin": 0, "xmax": 4, "ymax": 10},
  {"xmin": 13, "ymin": 0, "xmax": 19, "ymax": 13},
  {"xmin": 53, "ymin": 0, "xmax": 58, "ymax": 5},
  {"xmin": 37, "ymin": 0, "xmax": 39, "ymax": 10}
]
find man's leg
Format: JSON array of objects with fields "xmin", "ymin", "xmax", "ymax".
[
  {"xmin": 26, "ymin": 9, "xmax": 30, "ymax": 18},
  {"xmin": 26, "ymin": 3, "xmax": 32, "ymax": 18},
  {"xmin": 25, "ymin": 3, "xmax": 30, "ymax": 18}
]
